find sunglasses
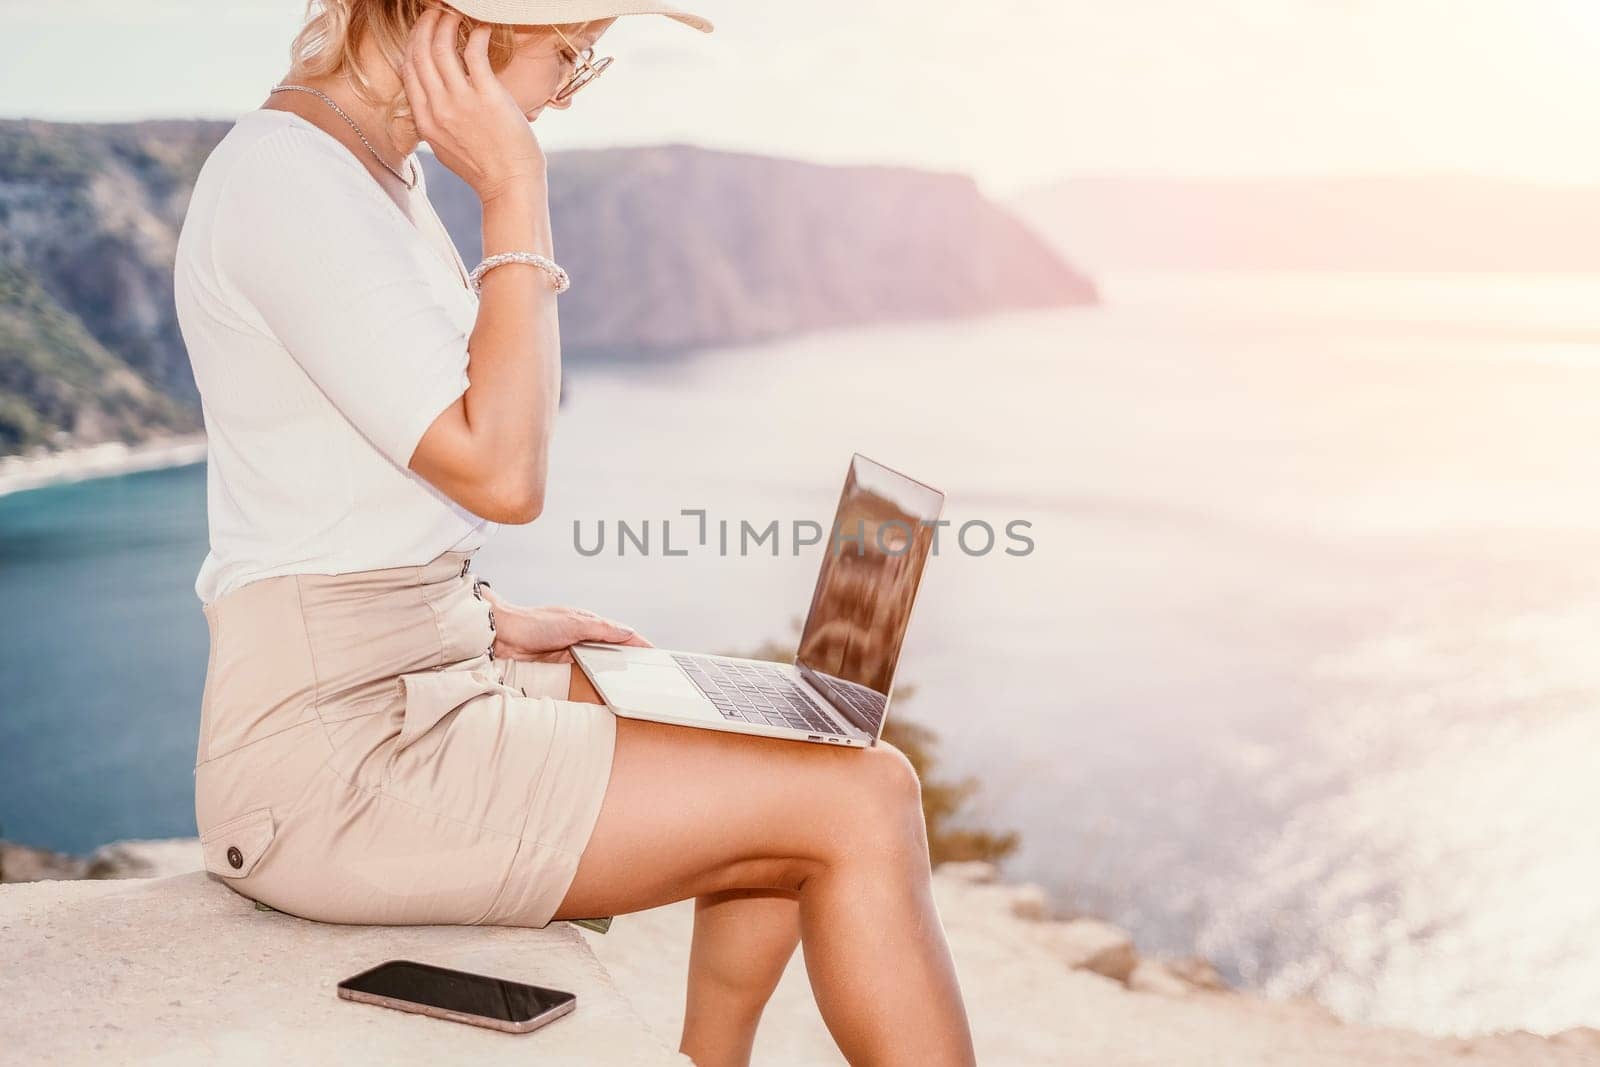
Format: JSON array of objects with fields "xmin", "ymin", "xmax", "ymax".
[{"xmin": 551, "ymin": 25, "xmax": 613, "ymax": 103}]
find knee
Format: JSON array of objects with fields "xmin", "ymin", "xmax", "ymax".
[
  {"xmin": 844, "ymin": 741, "xmax": 927, "ymax": 851},
  {"xmin": 869, "ymin": 740, "xmax": 923, "ymax": 808},
  {"xmin": 775, "ymin": 742, "xmax": 929, "ymax": 890}
]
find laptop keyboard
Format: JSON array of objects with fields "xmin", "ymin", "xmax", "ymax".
[
  {"xmin": 810, "ymin": 673, "xmax": 888, "ymax": 735},
  {"xmin": 671, "ymin": 654, "xmax": 841, "ymax": 734}
]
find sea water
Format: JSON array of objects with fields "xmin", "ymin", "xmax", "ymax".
[{"xmin": 4, "ymin": 272, "xmax": 1600, "ymax": 1037}]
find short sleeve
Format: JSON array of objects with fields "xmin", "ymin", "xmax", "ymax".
[{"xmin": 212, "ymin": 128, "xmax": 471, "ymax": 470}]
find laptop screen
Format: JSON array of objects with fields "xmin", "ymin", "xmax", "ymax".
[{"xmin": 795, "ymin": 454, "xmax": 945, "ymax": 740}]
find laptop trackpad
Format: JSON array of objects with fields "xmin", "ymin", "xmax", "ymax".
[{"xmin": 579, "ymin": 647, "xmax": 710, "ymax": 714}]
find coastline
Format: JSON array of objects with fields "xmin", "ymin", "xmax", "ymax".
[
  {"xmin": 4, "ymin": 837, "xmax": 1597, "ymax": 1064},
  {"xmin": 0, "ymin": 433, "xmax": 208, "ymax": 499},
  {"xmin": 587, "ymin": 860, "xmax": 1600, "ymax": 1065}
]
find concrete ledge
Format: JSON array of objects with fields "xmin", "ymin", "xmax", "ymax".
[{"xmin": 0, "ymin": 870, "xmax": 689, "ymax": 1065}]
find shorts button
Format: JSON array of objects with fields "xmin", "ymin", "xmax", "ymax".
[{"xmin": 227, "ymin": 846, "xmax": 243, "ymax": 870}]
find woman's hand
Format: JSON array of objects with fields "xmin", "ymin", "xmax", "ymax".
[
  {"xmin": 482, "ymin": 589, "xmax": 652, "ymax": 662},
  {"xmin": 400, "ymin": 7, "xmax": 546, "ymax": 202}
]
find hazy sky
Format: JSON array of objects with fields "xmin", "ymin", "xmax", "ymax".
[{"xmin": 4, "ymin": 0, "xmax": 1600, "ymax": 197}]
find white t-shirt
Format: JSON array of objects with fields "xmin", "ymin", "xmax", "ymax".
[{"xmin": 175, "ymin": 108, "xmax": 496, "ymax": 605}]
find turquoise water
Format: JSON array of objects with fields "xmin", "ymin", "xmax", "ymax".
[
  {"xmin": 0, "ymin": 463, "xmax": 210, "ymax": 850},
  {"xmin": 5, "ymin": 273, "xmax": 1600, "ymax": 1037}
]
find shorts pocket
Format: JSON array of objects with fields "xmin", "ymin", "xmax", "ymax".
[
  {"xmin": 200, "ymin": 807, "xmax": 277, "ymax": 879},
  {"xmin": 389, "ymin": 662, "xmax": 514, "ymax": 762}
]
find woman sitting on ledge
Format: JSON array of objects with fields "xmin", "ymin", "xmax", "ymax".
[{"xmin": 172, "ymin": 1, "xmax": 975, "ymax": 1064}]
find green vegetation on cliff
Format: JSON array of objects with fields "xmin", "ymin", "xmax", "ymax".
[{"xmin": 0, "ymin": 261, "xmax": 196, "ymax": 453}]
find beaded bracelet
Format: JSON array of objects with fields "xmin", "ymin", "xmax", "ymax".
[{"xmin": 468, "ymin": 251, "xmax": 571, "ymax": 295}]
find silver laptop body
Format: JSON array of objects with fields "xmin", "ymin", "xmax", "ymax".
[{"xmin": 571, "ymin": 453, "xmax": 945, "ymax": 748}]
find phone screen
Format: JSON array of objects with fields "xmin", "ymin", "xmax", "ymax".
[{"xmin": 339, "ymin": 959, "xmax": 575, "ymax": 1024}]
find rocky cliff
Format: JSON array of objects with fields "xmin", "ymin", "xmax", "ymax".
[
  {"xmin": 0, "ymin": 120, "xmax": 222, "ymax": 452},
  {"xmin": 0, "ymin": 118, "xmax": 1096, "ymax": 456},
  {"xmin": 425, "ymin": 143, "xmax": 1097, "ymax": 357}
]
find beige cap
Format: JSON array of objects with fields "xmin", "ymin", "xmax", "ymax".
[{"xmin": 445, "ymin": 0, "xmax": 713, "ymax": 33}]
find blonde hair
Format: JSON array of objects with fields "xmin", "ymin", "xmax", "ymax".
[{"xmin": 285, "ymin": 1, "xmax": 592, "ymax": 133}]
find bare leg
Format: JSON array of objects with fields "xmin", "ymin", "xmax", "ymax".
[
  {"xmin": 564, "ymin": 662, "xmax": 804, "ymax": 1061},
  {"xmin": 552, "ymin": 715, "xmax": 976, "ymax": 1066},
  {"xmin": 566, "ymin": 660, "xmax": 804, "ymax": 1062},
  {"xmin": 568, "ymin": 665, "xmax": 604, "ymax": 703},
  {"xmin": 681, "ymin": 889, "xmax": 801, "ymax": 1066}
]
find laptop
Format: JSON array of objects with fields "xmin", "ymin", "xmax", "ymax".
[{"xmin": 571, "ymin": 454, "xmax": 944, "ymax": 748}]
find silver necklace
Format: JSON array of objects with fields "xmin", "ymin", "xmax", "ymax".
[{"xmin": 268, "ymin": 83, "xmax": 418, "ymax": 190}]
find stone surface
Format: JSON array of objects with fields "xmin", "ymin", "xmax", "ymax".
[
  {"xmin": 0, "ymin": 837, "xmax": 202, "ymax": 883},
  {"xmin": 1165, "ymin": 955, "xmax": 1230, "ymax": 993},
  {"xmin": 937, "ymin": 860, "xmax": 1000, "ymax": 885},
  {"xmin": 0, "ymin": 839, "xmax": 85, "ymax": 881},
  {"xmin": 1006, "ymin": 882, "xmax": 1054, "ymax": 922},
  {"xmin": 6, "ymin": 845, "xmax": 1596, "ymax": 1065},
  {"xmin": 0, "ymin": 871, "xmax": 687, "ymax": 1065},
  {"xmin": 586, "ymin": 868, "xmax": 1600, "ymax": 1066},
  {"xmin": 1127, "ymin": 960, "xmax": 1202, "ymax": 997},
  {"xmin": 1038, "ymin": 917, "xmax": 1140, "ymax": 983},
  {"xmin": 83, "ymin": 837, "xmax": 205, "ymax": 880}
]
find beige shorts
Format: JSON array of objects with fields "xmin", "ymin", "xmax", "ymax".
[{"xmin": 193, "ymin": 546, "xmax": 617, "ymax": 929}]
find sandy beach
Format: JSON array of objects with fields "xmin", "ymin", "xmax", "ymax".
[{"xmin": 0, "ymin": 433, "xmax": 207, "ymax": 499}]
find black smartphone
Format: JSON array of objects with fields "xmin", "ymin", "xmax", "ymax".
[{"xmin": 337, "ymin": 959, "xmax": 576, "ymax": 1034}]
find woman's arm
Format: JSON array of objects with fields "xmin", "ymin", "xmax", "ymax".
[
  {"xmin": 409, "ymin": 178, "xmax": 559, "ymax": 523},
  {"xmin": 401, "ymin": 11, "xmax": 564, "ymax": 523}
]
